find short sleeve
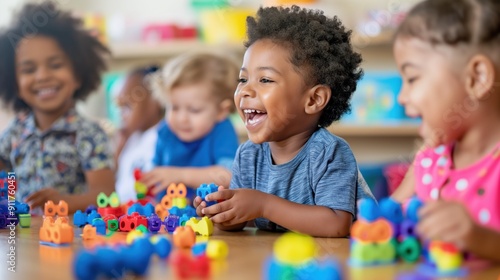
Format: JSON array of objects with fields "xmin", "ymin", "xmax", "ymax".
[
  {"xmin": 77, "ymin": 124, "xmax": 114, "ymax": 171},
  {"xmin": 311, "ymin": 139, "xmax": 358, "ymax": 217},
  {"xmin": 212, "ymin": 119, "xmax": 239, "ymax": 170},
  {"xmin": 0, "ymin": 120, "xmax": 16, "ymax": 169},
  {"xmin": 229, "ymin": 144, "xmax": 243, "ymax": 190},
  {"xmin": 152, "ymin": 131, "xmax": 163, "ymax": 167}
]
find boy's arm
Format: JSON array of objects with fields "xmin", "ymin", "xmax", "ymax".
[
  {"xmin": 177, "ymin": 166, "xmax": 232, "ymax": 188},
  {"xmin": 391, "ymin": 165, "xmax": 416, "ymax": 203}
]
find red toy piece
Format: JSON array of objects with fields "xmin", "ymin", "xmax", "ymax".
[
  {"xmin": 98, "ymin": 206, "xmax": 124, "ymax": 218},
  {"xmin": 170, "ymin": 251, "xmax": 210, "ymax": 279},
  {"xmin": 118, "ymin": 212, "xmax": 148, "ymax": 232}
]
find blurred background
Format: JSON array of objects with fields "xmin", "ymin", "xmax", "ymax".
[{"xmin": 0, "ymin": 0, "xmax": 424, "ymax": 199}]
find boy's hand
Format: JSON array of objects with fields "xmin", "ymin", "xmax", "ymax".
[
  {"xmin": 417, "ymin": 201, "xmax": 476, "ymax": 250},
  {"xmin": 201, "ymin": 189, "xmax": 266, "ymax": 227},
  {"xmin": 140, "ymin": 167, "xmax": 180, "ymax": 194},
  {"xmin": 193, "ymin": 196, "xmax": 207, "ymax": 217},
  {"xmin": 25, "ymin": 188, "xmax": 65, "ymax": 211}
]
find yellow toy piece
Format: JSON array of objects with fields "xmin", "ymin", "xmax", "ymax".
[
  {"xmin": 274, "ymin": 232, "xmax": 317, "ymax": 266},
  {"xmin": 126, "ymin": 229, "xmax": 145, "ymax": 245},
  {"xmin": 429, "ymin": 241, "xmax": 463, "ymax": 272},
  {"xmin": 134, "ymin": 181, "xmax": 148, "ymax": 196},
  {"xmin": 206, "ymin": 240, "xmax": 229, "ymax": 260},
  {"xmin": 185, "ymin": 217, "xmax": 214, "ymax": 236},
  {"xmin": 172, "ymin": 197, "xmax": 188, "ymax": 209},
  {"xmin": 108, "ymin": 192, "xmax": 120, "ymax": 208}
]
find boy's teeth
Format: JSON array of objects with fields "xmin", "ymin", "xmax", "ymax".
[{"xmin": 243, "ymin": 109, "xmax": 265, "ymax": 114}]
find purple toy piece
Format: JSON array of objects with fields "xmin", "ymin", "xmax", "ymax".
[
  {"xmin": 400, "ymin": 219, "xmax": 417, "ymax": 238},
  {"xmin": 0, "ymin": 214, "xmax": 7, "ymax": 229},
  {"xmin": 165, "ymin": 215, "xmax": 180, "ymax": 233},
  {"xmin": 147, "ymin": 214, "xmax": 162, "ymax": 233}
]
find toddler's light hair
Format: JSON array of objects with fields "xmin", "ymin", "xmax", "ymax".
[{"xmin": 151, "ymin": 52, "xmax": 239, "ymax": 113}]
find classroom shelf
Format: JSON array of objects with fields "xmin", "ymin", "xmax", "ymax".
[
  {"xmin": 327, "ymin": 122, "xmax": 420, "ymax": 137},
  {"xmin": 108, "ymin": 30, "xmax": 393, "ymax": 60},
  {"xmin": 109, "ymin": 40, "xmax": 244, "ymax": 59}
]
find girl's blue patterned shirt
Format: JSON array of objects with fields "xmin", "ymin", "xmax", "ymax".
[{"xmin": 0, "ymin": 108, "xmax": 113, "ymax": 202}]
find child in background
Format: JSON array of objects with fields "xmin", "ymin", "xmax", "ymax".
[
  {"xmin": 0, "ymin": 2, "xmax": 114, "ymax": 213},
  {"xmin": 195, "ymin": 6, "xmax": 374, "ymax": 237},
  {"xmin": 391, "ymin": 0, "xmax": 500, "ymax": 262},
  {"xmin": 114, "ymin": 66, "xmax": 164, "ymax": 203},
  {"xmin": 140, "ymin": 52, "xmax": 240, "ymax": 201}
]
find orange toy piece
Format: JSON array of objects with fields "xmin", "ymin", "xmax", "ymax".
[
  {"xmin": 167, "ymin": 183, "xmax": 187, "ymax": 198},
  {"xmin": 81, "ymin": 225, "xmax": 97, "ymax": 240},
  {"xmin": 160, "ymin": 194, "xmax": 173, "ymax": 209},
  {"xmin": 44, "ymin": 200, "xmax": 69, "ymax": 217},
  {"xmin": 173, "ymin": 226, "xmax": 196, "ymax": 248},
  {"xmin": 351, "ymin": 218, "xmax": 393, "ymax": 244},
  {"xmin": 39, "ymin": 217, "xmax": 74, "ymax": 245},
  {"xmin": 155, "ymin": 204, "xmax": 169, "ymax": 220}
]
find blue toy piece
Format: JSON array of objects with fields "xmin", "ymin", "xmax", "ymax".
[
  {"xmin": 122, "ymin": 237, "xmax": 154, "ymax": 276},
  {"xmin": 143, "ymin": 203, "xmax": 155, "ymax": 216},
  {"xmin": 86, "ymin": 210, "xmax": 101, "ymax": 225},
  {"xmin": 91, "ymin": 218, "xmax": 106, "ymax": 235},
  {"xmin": 407, "ymin": 197, "xmax": 423, "ymax": 223},
  {"xmin": 379, "ymin": 198, "xmax": 403, "ymax": 225},
  {"xmin": 95, "ymin": 247, "xmax": 123, "ymax": 278},
  {"xmin": 85, "ymin": 205, "xmax": 98, "ymax": 215},
  {"xmin": 165, "ymin": 215, "xmax": 180, "ymax": 233},
  {"xmin": 197, "ymin": 183, "xmax": 219, "ymax": 207},
  {"xmin": 192, "ymin": 242, "xmax": 208, "ymax": 256},
  {"xmin": 147, "ymin": 214, "xmax": 162, "ymax": 233},
  {"xmin": 169, "ymin": 206, "xmax": 197, "ymax": 218},
  {"xmin": 14, "ymin": 201, "xmax": 30, "ymax": 214},
  {"xmin": 73, "ymin": 250, "xmax": 97, "ymax": 280},
  {"xmin": 127, "ymin": 203, "xmax": 144, "ymax": 215},
  {"xmin": 263, "ymin": 257, "xmax": 295, "ymax": 280},
  {"xmin": 297, "ymin": 259, "xmax": 342, "ymax": 280},
  {"xmin": 358, "ymin": 198, "xmax": 380, "ymax": 222},
  {"xmin": 179, "ymin": 214, "xmax": 191, "ymax": 226},
  {"xmin": 73, "ymin": 210, "xmax": 88, "ymax": 227},
  {"xmin": 153, "ymin": 236, "xmax": 172, "ymax": 259}
]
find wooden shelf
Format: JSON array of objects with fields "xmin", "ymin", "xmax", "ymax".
[
  {"xmin": 109, "ymin": 40, "xmax": 244, "ymax": 60},
  {"xmin": 328, "ymin": 122, "xmax": 420, "ymax": 137},
  {"xmin": 235, "ymin": 121, "xmax": 420, "ymax": 138}
]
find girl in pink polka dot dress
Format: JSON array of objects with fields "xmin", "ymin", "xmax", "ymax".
[{"xmin": 392, "ymin": 0, "xmax": 500, "ymax": 263}]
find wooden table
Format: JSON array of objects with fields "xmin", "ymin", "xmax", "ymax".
[{"xmin": 0, "ymin": 218, "xmax": 499, "ymax": 280}]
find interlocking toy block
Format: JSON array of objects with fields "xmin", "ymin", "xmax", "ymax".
[
  {"xmin": 350, "ymin": 240, "xmax": 397, "ymax": 266},
  {"xmin": 167, "ymin": 183, "xmax": 187, "ymax": 198},
  {"xmin": 169, "ymin": 206, "xmax": 196, "ymax": 217},
  {"xmin": 85, "ymin": 205, "xmax": 97, "ymax": 215},
  {"xmin": 14, "ymin": 201, "xmax": 30, "ymax": 215},
  {"xmin": 192, "ymin": 242, "xmax": 208, "ymax": 256},
  {"xmin": 172, "ymin": 197, "xmax": 187, "ymax": 208},
  {"xmin": 155, "ymin": 203, "xmax": 168, "ymax": 220},
  {"xmin": 159, "ymin": 195, "xmax": 172, "ymax": 210},
  {"xmin": 165, "ymin": 215, "xmax": 180, "ymax": 233},
  {"xmin": 102, "ymin": 214, "xmax": 117, "ymax": 228},
  {"xmin": 73, "ymin": 210, "xmax": 88, "ymax": 227},
  {"xmin": 185, "ymin": 217, "xmax": 214, "ymax": 236},
  {"xmin": 81, "ymin": 225, "xmax": 97, "ymax": 240},
  {"xmin": 398, "ymin": 237, "xmax": 421, "ymax": 263},
  {"xmin": 107, "ymin": 219, "xmax": 119, "ymax": 231},
  {"xmin": 206, "ymin": 240, "xmax": 229, "ymax": 260},
  {"xmin": 87, "ymin": 210, "xmax": 102, "ymax": 225},
  {"xmin": 91, "ymin": 218, "xmax": 106, "ymax": 235},
  {"xmin": 274, "ymin": 232, "xmax": 317, "ymax": 266},
  {"xmin": 170, "ymin": 251, "xmax": 210, "ymax": 279},
  {"xmin": 126, "ymin": 229, "xmax": 145, "ymax": 244},
  {"xmin": 147, "ymin": 214, "xmax": 162, "ymax": 233},
  {"xmin": 118, "ymin": 212, "xmax": 148, "ymax": 232},
  {"xmin": 18, "ymin": 213, "xmax": 31, "ymax": 228},
  {"xmin": 429, "ymin": 241, "xmax": 463, "ymax": 272},
  {"xmin": 400, "ymin": 219, "xmax": 417, "ymax": 238},
  {"xmin": 127, "ymin": 203, "xmax": 154, "ymax": 216},
  {"xmin": 173, "ymin": 226, "xmax": 196, "ymax": 248},
  {"xmin": 407, "ymin": 197, "xmax": 423, "ymax": 223},
  {"xmin": 97, "ymin": 206, "xmax": 124, "ymax": 218},
  {"xmin": 151, "ymin": 236, "xmax": 172, "ymax": 259},
  {"xmin": 358, "ymin": 198, "xmax": 381, "ymax": 222},
  {"xmin": 379, "ymin": 198, "xmax": 404, "ymax": 225},
  {"xmin": 351, "ymin": 218, "xmax": 393, "ymax": 244},
  {"xmin": 179, "ymin": 214, "xmax": 190, "ymax": 226},
  {"xmin": 39, "ymin": 217, "xmax": 74, "ymax": 245},
  {"xmin": 44, "ymin": 200, "xmax": 68, "ymax": 217},
  {"xmin": 197, "ymin": 183, "xmax": 219, "ymax": 207},
  {"xmin": 0, "ymin": 213, "xmax": 7, "ymax": 229}
]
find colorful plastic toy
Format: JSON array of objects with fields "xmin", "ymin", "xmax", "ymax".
[
  {"xmin": 44, "ymin": 200, "xmax": 68, "ymax": 217},
  {"xmin": 170, "ymin": 251, "xmax": 210, "ymax": 279},
  {"xmin": 206, "ymin": 240, "xmax": 229, "ymax": 260},
  {"xmin": 185, "ymin": 217, "xmax": 214, "ymax": 236},
  {"xmin": 197, "ymin": 183, "xmax": 219, "ymax": 207},
  {"xmin": 39, "ymin": 217, "xmax": 74, "ymax": 245},
  {"xmin": 18, "ymin": 213, "xmax": 31, "ymax": 228},
  {"xmin": 165, "ymin": 215, "xmax": 180, "ymax": 233},
  {"xmin": 73, "ymin": 210, "xmax": 88, "ymax": 227},
  {"xmin": 118, "ymin": 212, "xmax": 148, "ymax": 232},
  {"xmin": 173, "ymin": 226, "xmax": 196, "ymax": 248},
  {"xmin": 167, "ymin": 183, "xmax": 187, "ymax": 198},
  {"xmin": 147, "ymin": 214, "xmax": 162, "ymax": 233}
]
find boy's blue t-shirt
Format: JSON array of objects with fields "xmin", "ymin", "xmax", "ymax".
[
  {"xmin": 230, "ymin": 127, "xmax": 375, "ymax": 232},
  {"xmin": 153, "ymin": 118, "xmax": 239, "ymax": 199}
]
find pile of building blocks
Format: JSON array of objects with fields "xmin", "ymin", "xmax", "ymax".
[
  {"xmin": 350, "ymin": 197, "xmax": 467, "ymax": 278},
  {"xmin": 40, "ymin": 200, "xmax": 73, "ymax": 246},
  {"xmin": 264, "ymin": 232, "xmax": 342, "ymax": 280}
]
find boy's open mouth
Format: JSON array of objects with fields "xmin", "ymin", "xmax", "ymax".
[{"xmin": 243, "ymin": 109, "xmax": 267, "ymax": 126}]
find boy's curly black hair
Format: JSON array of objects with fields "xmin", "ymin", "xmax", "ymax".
[
  {"xmin": 245, "ymin": 5, "xmax": 363, "ymax": 127},
  {"xmin": 0, "ymin": 1, "xmax": 109, "ymax": 112}
]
